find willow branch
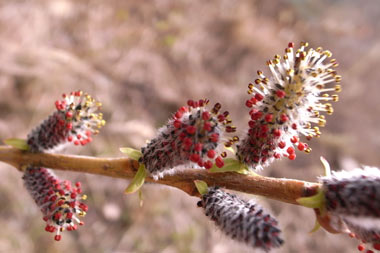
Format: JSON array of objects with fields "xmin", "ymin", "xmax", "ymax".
[{"xmin": 0, "ymin": 146, "xmax": 320, "ymax": 205}]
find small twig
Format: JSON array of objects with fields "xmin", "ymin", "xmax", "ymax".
[{"xmin": 0, "ymin": 146, "xmax": 320, "ymax": 205}]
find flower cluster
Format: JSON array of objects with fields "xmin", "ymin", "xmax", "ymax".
[
  {"xmin": 23, "ymin": 90, "xmax": 104, "ymax": 241},
  {"xmin": 27, "ymin": 90, "xmax": 105, "ymax": 152},
  {"xmin": 320, "ymin": 166, "xmax": 380, "ymax": 252},
  {"xmin": 139, "ymin": 99, "xmax": 237, "ymax": 179},
  {"xmin": 197, "ymin": 187, "xmax": 283, "ymax": 252},
  {"xmin": 23, "ymin": 167, "xmax": 88, "ymax": 241},
  {"xmin": 237, "ymin": 42, "xmax": 341, "ymax": 170}
]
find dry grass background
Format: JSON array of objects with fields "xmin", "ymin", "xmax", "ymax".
[{"xmin": 0, "ymin": 0, "xmax": 380, "ymax": 252}]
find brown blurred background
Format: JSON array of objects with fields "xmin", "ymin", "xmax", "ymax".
[{"xmin": 1, "ymin": 0, "xmax": 380, "ymax": 252}]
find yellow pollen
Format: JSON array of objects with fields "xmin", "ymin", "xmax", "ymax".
[{"xmin": 335, "ymin": 85, "xmax": 342, "ymax": 92}]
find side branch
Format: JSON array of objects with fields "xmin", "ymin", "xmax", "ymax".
[{"xmin": 0, "ymin": 146, "xmax": 320, "ymax": 205}]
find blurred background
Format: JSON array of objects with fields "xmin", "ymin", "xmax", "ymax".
[{"xmin": 1, "ymin": 0, "xmax": 380, "ymax": 252}]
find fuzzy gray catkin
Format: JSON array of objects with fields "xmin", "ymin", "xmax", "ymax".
[
  {"xmin": 198, "ymin": 187, "xmax": 283, "ymax": 252},
  {"xmin": 139, "ymin": 99, "xmax": 237, "ymax": 179},
  {"xmin": 320, "ymin": 166, "xmax": 380, "ymax": 251}
]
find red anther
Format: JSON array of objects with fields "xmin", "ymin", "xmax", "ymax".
[
  {"xmin": 55, "ymin": 235, "xmax": 62, "ymax": 241},
  {"xmin": 66, "ymin": 212, "xmax": 73, "ymax": 219},
  {"xmin": 278, "ymin": 141, "xmax": 286, "ymax": 149},
  {"xmin": 298, "ymin": 142, "xmax": 305, "ymax": 151},
  {"xmin": 373, "ymin": 243, "xmax": 380, "ymax": 250},
  {"xmin": 280, "ymin": 113, "xmax": 289, "ymax": 122},
  {"xmin": 50, "ymin": 195, "xmax": 58, "ymax": 202},
  {"xmin": 210, "ymin": 133, "xmax": 219, "ymax": 143},
  {"xmin": 251, "ymin": 111, "xmax": 263, "ymax": 121},
  {"xmin": 67, "ymin": 226, "xmax": 72, "ymax": 231},
  {"xmin": 74, "ymin": 140, "xmax": 80, "ymax": 145},
  {"xmin": 207, "ymin": 149, "xmax": 216, "ymax": 159},
  {"xmin": 65, "ymin": 111, "xmax": 73, "ymax": 118},
  {"xmin": 45, "ymin": 225, "xmax": 51, "ymax": 231},
  {"xmin": 260, "ymin": 125, "xmax": 269, "ymax": 133},
  {"xmin": 55, "ymin": 101, "xmax": 61, "ymax": 110},
  {"xmin": 77, "ymin": 134, "xmax": 82, "ymax": 139},
  {"xmin": 179, "ymin": 106, "xmax": 187, "ymax": 113},
  {"xmin": 202, "ymin": 111, "xmax": 210, "ymax": 121},
  {"xmin": 186, "ymin": 125, "xmax": 196, "ymax": 135},
  {"xmin": 265, "ymin": 114, "xmax": 273, "ymax": 122},
  {"xmin": 245, "ymin": 100, "xmax": 253, "ymax": 108},
  {"xmin": 358, "ymin": 244, "xmax": 365, "ymax": 251},
  {"xmin": 66, "ymin": 123, "xmax": 73, "ymax": 130},
  {"xmin": 74, "ymin": 91, "xmax": 81, "ymax": 96},
  {"xmin": 287, "ymin": 147, "xmax": 295, "ymax": 154},
  {"xmin": 217, "ymin": 114, "xmax": 225, "ymax": 122},
  {"xmin": 197, "ymin": 160, "xmax": 204, "ymax": 167},
  {"xmin": 173, "ymin": 120, "xmax": 182, "ymax": 129},
  {"xmin": 79, "ymin": 221, "xmax": 84, "ymax": 226},
  {"xmin": 273, "ymin": 129, "xmax": 281, "ymax": 137},
  {"xmin": 69, "ymin": 201, "xmax": 76, "ymax": 208},
  {"xmin": 292, "ymin": 123, "xmax": 297, "ymax": 130},
  {"xmin": 288, "ymin": 153, "xmax": 296, "ymax": 160},
  {"xmin": 80, "ymin": 139, "xmax": 87, "ymax": 146},
  {"xmin": 87, "ymin": 137, "xmax": 93, "ymax": 143},
  {"xmin": 215, "ymin": 156, "xmax": 224, "ymax": 168},
  {"xmin": 194, "ymin": 143, "xmax": 203, "ymax": 152},
  {"xmin": 288, "ymin": 42, "xmax": 294, "ymax": 48},
  {"xmin": 366, "ymin": 250, "xmax": 374, "ymax": 253},
  {"xmin": 77, "ymin": 188, "xmax": 83, "ymax": 194},
  {"xmin": 290, "ymin": 136, "xmax": 298, "ymax": 143},
  {"xmin": 203, "ymin": 122, "xmax": 212, "ymax": 131},
  {"xmin": 58, "ymin": 189, "xmax": 65, "ymax": 196},
  {"xmin": 54, "ymin": 213, "xmax": 62, "ymax": 220},
  {"xmin": 175, "ymin": 110, "xmax": 183, "ymax": 119},
  {"xmin": 57, "ymin": 200, "xmax": 65, "ymax": 206},
  {"xmin": 349, "ymin": 233, "xmax": 356, "ymax": 238},
  {"xmin": 204, "ymin": 161, "xmax": 213, "ymax": 169},
  {"xmin": 199, "ymin": 99, "xmax": 204, "ymax": 106},
  {"xmin": 79, "ymin": 203, "xmax": 88, "ymax": 212},
  {"xmin": 250, "ymin": 97, "xmax": 257, "ymax": 105},
  {"xmin": 255, "ymin": 93, "xmax": 264, "ymax": 101},
  {"xmin": 190, "ymin": 154, "xmax": 200, "ymax": 163},
  {"xmin": 193, "ymin": 101, "xmax": 199, "ymax": 107},
  {"xmin": 62, "ymin": 93, "xmax": 67, "ymax": 98},
  {"xmin": 274, "ymin": 153, "xmax": 281, "ymax": 159},
  {"xmin": 43, "ymin": 216, "xmax": 49, "ymax": 221},
  {"xmin": 276, "ymin": 90, "xmax": 286, "ymax": 98},
  {"xmin": 85, "ymin": 130, "xmax": 92, "ymax": 137},
  {"xmin": 187, "ymin": 100, "xmax": 194, "ymax": 107},
  {"xmin": 249, "ymin": 108, "xmax": 258, "ymax": 116},
  {"xmin": 184, "ymin": 137, "xmax": 193, "ymax": 147},
  {"xmin": 67, "ymin": 136, "xmax": 73, "ymax": 142},
  {"xmin": 248, "ymin": 120, "xmax": 256, "ymax": 128},
  {"xmin": 75, "ymin": 182, "xmax": 81, "ymax": 188}
]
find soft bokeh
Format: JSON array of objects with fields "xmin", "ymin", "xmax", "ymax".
[{"xmin": 1, "ymin": 0, "xmax": 379, "ymax": 252}]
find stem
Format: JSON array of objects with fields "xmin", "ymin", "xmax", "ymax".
[{"xmin": 0, "ymin": 146, "xmax": 320, "ymax": 205}]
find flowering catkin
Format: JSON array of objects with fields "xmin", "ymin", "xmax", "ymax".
[
  {"xmin": 23, "ymin": 91, "xmax": 104, "ymax": 241},
  {"xmin": 27, "ymin": 90, "xmax": 105, "ymax": 152},
  {"xmin": 198, "ymin": 187, "xmax": 283, "ymax": 251},
  {"xmin": 23, "ymin": 166, "xmax": 88, "ymax": 241},
  {"xmin": 139, "ymin": 99, "xmax": 237, "ymax": 179},
  {"xmin": 237, "ymin": 42, "xmax": 341, "ymax": 170},
  {"xmin": 320, "ymin": 166, "xmax": 380, "ymax": 250}
]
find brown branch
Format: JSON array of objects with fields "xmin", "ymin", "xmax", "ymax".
[{"xmin": 0, "ymin": 146, "xmax": 320, "ymax": 205}]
